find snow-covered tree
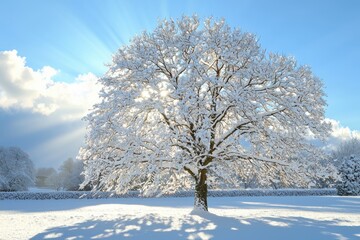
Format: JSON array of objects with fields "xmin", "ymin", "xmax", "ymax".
[
  {"xmin": 79, "ymin": 16, "xmax": 330, "ymax": 211},
  {"xmin": 332, "ymin": 138, "xmax": 360, "ymax": 167},
  {"xmin": 46, "ymin": 171, "xmax": 62, "ymax": 190},
  {"xmin": 337, "ymin": 155, "xmax": 360, "ymax": 195},
  {"xmin": 35, "ymin": 167, "xmax": 57, "ymax": 188},
  {"xmin": 57, "ymin": 158, "xmax": 84, "ymax": 191},
  {"xmin": 0, "ymin": 146, "xmax": 35, "ymax": 191},
  {"xmin": 36, "ymin": 159, "xmax": 85, "ymax": 191}
]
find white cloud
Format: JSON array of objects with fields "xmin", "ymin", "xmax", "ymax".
[
  {"xmin": 321, "ymin": 119, "xmax": 360, "ymax": 152},
  {"xmin": 0, "ymin": 50, "xmax": 101, "ymax": 120},
  {"xmin": 327, "ymin": 119, "xmax": 360, "ymax": 140}
]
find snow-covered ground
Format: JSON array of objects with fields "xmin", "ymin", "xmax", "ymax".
[{"xmin": 1, "ymin": 196, "xmax": 359, "ymax": 240}]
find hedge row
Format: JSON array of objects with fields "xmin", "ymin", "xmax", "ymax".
[{"xmin": 0, "ymin": 188, "xmax": 337, "ymax": 200}]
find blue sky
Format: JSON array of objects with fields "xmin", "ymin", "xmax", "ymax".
[{"xmin": 0, "ymin": 0, "xmax": 359, "ymax": 168}]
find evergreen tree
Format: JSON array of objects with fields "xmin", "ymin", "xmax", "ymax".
[{"xmin": 337, "ymin": 155, "xmax": 360, "ymax": 195}]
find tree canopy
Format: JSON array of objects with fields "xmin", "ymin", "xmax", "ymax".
[{"xmin": 80, "ymin": 16, "xmax": 330, "ymax": 211}]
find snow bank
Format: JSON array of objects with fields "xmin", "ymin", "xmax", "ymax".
[{"xmin": 0, "ymin": 188, "xmax": 337, "ymax": 200}]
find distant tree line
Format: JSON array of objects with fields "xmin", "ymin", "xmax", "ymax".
[
  {"xmin": 0, "ymin": 145, "xmax": 87, "ymax": 192},
  {"xmin": 35, "ymin": 158, "xmax": 89, "ymax": 191}
]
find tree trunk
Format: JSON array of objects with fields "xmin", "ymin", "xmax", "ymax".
[{"xmin": 194, "ymin": 169, "xmax": 208, "ymax": 211}]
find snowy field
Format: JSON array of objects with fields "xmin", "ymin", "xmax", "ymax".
[{"xmin": 1, "ymin": 196, "xmax": 360, "ymax": 240}]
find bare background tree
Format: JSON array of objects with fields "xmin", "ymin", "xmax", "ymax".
[
  {"xmin": 35, "ymin": 158, "xmax": 85, "ymax": 191},
  {"xmin": 331, "ymin": 138, "xmax": 360, "ymax": 167}
]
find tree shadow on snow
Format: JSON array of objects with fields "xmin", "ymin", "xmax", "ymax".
[{"xmin": 31, "ymin": 211, "xmax": 359, "ymax": 240}]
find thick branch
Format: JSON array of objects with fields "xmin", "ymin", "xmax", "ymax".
[
  {"xmin": 216, "ymin": 107, "xmax": 286, "ymax": 147},
  {"xmin": 212, "ymin": 104, "xmax": 235, "ymax": 128},
  {"xmin": 184, "ymin": 166, "xmax": 197, "ymax": 180},
  {"xmin": 224, "ymin": 152, "xmax": 289, "ymax": 166}
]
